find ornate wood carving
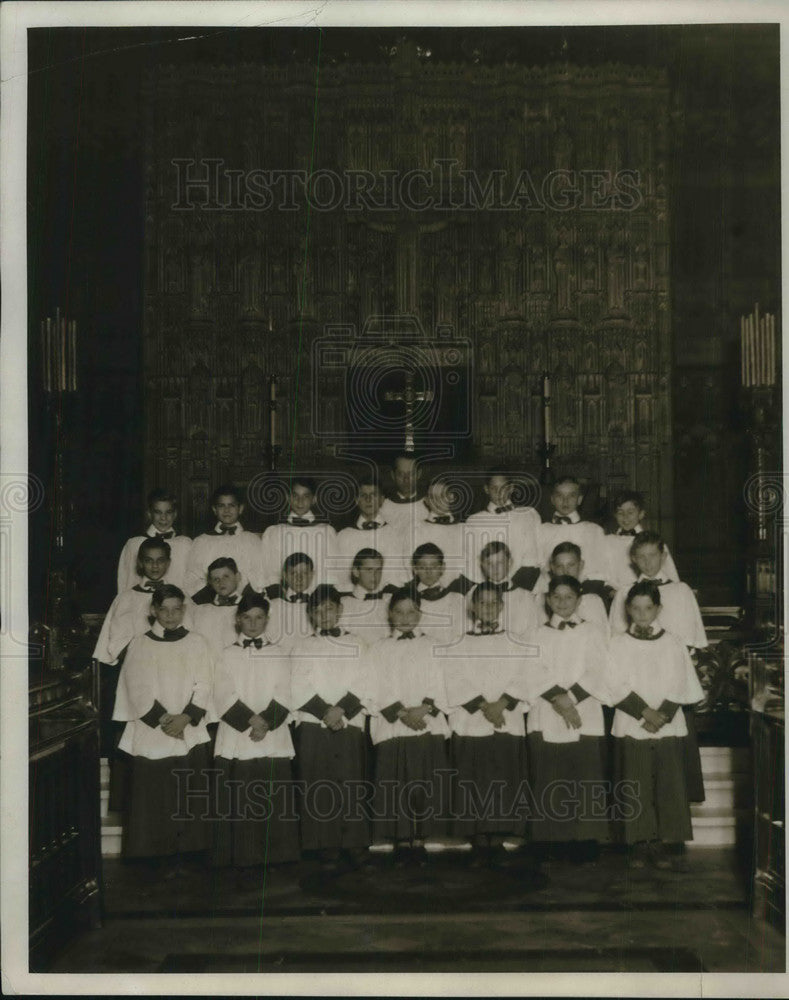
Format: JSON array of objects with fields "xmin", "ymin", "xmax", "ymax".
[{"xmin": 143, "ymin": 53, "xmax": 672, "ymax": 534}]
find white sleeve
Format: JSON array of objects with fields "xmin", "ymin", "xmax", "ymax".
[
  {"xmin": 184, "ymin": 537, "xmax": 209, "ymax": 598},
  {"xmin": 117, "ymin": 538, "xmax": 140, "ymax": 594}
]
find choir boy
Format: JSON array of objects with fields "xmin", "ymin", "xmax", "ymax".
[
  {"xmin": 212, "ymin": 592, "xmax": 299, "ymax": 868},
  {"xmin": 465, "ymin": 469, "xmax": 541, "ymax": 583},
  {"xmin": 191, "ymin": 557, "xmax": 250, "ymax": 665},
  {"xmin": 606, "ymin": 581, "xmax": 704, "ymax": 869},
  {"xmin": 406, "ymin": 542, "xmax": 469, "ymax": 646},
  {"xmin": 183, "ymin": 484, "xmax": 260, "ymax": 597},
  {"xmin": 116, "ymin": 488, "xmax": 192, "ymax": 593},
  {"xmin": 603, "ymin": 490, "xmax": 679, "ymax": 590},
  {"xmin": 407, "ymin": 475, "xmax": 468, "ymax": 585},
  {"xmin": 264, "ymin": 552, "xmax": 316, "ymax": 651},
  {"xmin": 441, "ymin": 582, "xmax": 537, "ymax": 868},
  {"xmin": 473, "ymin": 541, "xmax": 540, "ymax": 641},
  {"xmin": 608, "ymin": 532, "xmax": 706, "ymax": 650},
  {"xmin": 534, "ymin": 542, "xmax": 610, "ymax": 634},
  {"xmin": 258, "ymin": 476, "xmax": 335, "ymax": 590},
  {"xmin": 608, "ymin": 530, "xmax": 707, "ymax": 804},
  {"xmin": 337, "ymin": 548, "xmax": 396, "ymax": 646},
  {"xmin": 366, "ymin": 590, "xmax": 450, "ymax": 865},
  {"xmin": 330, "ymin": 476, "xmax": 409, "ymax": 588},
  {"xmin": 378, "ymin": 454, "xmax": 427, "ymax": 530},
  {"xmin": 289, "ymin": 585, "xmax": 371, "ymax": 870},
  {"xmin": 112, "ymin": 585, "xmax": 213, "ymax": 866},
  {"xmin": 537, "ymin": 476, "xmax": 609, "ymax": 586},
  {"xmin": 527, "ymin": 575, "xmax": 610, "ymax": 859}
]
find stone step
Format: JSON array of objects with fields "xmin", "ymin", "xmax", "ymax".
[{"xmin": 101, "ymin": 812, "xmax": 123, "ymax": 858}]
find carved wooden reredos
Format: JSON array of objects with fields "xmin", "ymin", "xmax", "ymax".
[{"xmin": 143, "ymin": 46, "xmax": 672, "ymax": 533}]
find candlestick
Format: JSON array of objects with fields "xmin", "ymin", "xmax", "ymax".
[
  {"xmin": 542, "ymin": 373, "xmax": 552, "ymax": 446},
  {"xmin": 69, "ymin": 320, "xmax": 77, "ymax": 391},
  {"xmin": 769, "ymin": 313, "xmax": 776, "ymax": 386}
]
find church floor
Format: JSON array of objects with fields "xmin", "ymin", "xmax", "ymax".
[{"xmin": 47, "ymin": 848, "xmax": 784, "ymax": 974}]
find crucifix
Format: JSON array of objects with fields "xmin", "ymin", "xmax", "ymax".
[{"xmin": 384, "ymin": 369, "xmax": 435, "ymax": 453}]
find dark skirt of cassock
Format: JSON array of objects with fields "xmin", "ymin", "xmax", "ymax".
[
  {"xmin": 613, "ymin": 735, "xmax": 693, "ymax": 844},
  {"xmin": 450, "ymin": 732, "xmax": 527, "ymax": 838},
  {"xmin": 682, "ymin": 708, "xmax": 705, "ymax": 803},
  {"xmin": 373, "ymin": 734, "xmax": 450, "ymax": 841},
  {"xmin": 527, "ymin": 733, "xmax": 611, "ymax": 843},
  {"xmin": 122, "ymin": 744, "xmax": 212, "ymax": 858},
  {"xmin": 211, "ymin": 756, "xmax": 299, "ymax": 867},
  {"xmin": 295, "ymin": 722, "xmax": 370, "ymax": 850}
]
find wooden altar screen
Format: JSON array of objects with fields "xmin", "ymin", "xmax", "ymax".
[{"xmin": 142, "ymin": 46, "xmax": 672, "ymax": 535}]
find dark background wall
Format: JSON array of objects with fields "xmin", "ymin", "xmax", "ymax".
[{"xmin": 27, "ymin": 24, "xmax": 780, "ymax": 615}]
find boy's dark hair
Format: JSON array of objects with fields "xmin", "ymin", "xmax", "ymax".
[
  {"xmin": 290, "ymin": 475, "xmax": 318, "ymax": 495},
  {"xmin": 484, "ymin": 467, "xmax": 511, "ymax": 483},
  {"xmin": 307, "ymin": 584, "xmax": 342, "ymax": 613},
  {"xmin": 352, "ymin": 547, "xmax": 384, "ymax": 569},
  {"xmin": 135, "ymin": 537, "xmax": 171, "ymax": 577},
  {"xmin": 625, "ymin": 579, "xmax": 662, "ymax": 607},
  {"xmin": 282, "ymin": 551, "xmax": 314, "ymax": 573},
  {"xmin": 631, "ymin": 530, "xmax": 665, "ymax": 554},
  {"xmin": 470, "ymin": 581, "xmax": 505, "ymax": 603},
  {"xmin": 211, "ymin": 483, "xmax": 244, "ymax": 506},
  {"xmin": 389, "ymin": 587, "xmax": 421, "ymax": 612},
  {"xmin": 356, "ymin": 473, "xmax": 382, "ymax": 492},
  {"xmin": 552, "ymin": 476, "xmax": 581, "ymax": 490},
  {"xmin": 392, "ymin": 452, "xmax": 420, "ymax": 469},
  {"xmin": 550, "ymin": 541, "xmax": 582, "ymax": 562},
  {"xmin": 236, "ymin": 591, "xmax": 270, "ymax": 617},
  {"xmin": 412, "ymin": 542, "xmax": 445, "ymax": 566},
  {"xmin": 480, "ymin": 540, "xmax": 512, "ymax": 561},
  {"xmin": 147, "ymin": 488, "xmax": 178, "ymax": 510},
  {"xmin": 207, "ymin": 556, "xmax": 239, "ymax": 577},
  {"xmin": 612, "ymin": 489, "xmax": 645, "ymax": 511},
  {"xmin": 548, "ymin": 573, "xmax": 583, "ymax": 597},
  {"xmin": 151, "ymin": 583, "xmax": 185, "ymax": 608}
]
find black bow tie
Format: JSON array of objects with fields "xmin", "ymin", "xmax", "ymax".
[
  {"xmin": 618, "ymin": 528, "xmax": 638, "ymax": 536},
  {"xmin": 494, "ymin": 505, "xmax": 514, "ymax": 514},
  {"xmin": 397, "ymin": 630, "xmax": 416, "ymax": 640},
  {"xmin": 215, "ymin": 595, "xmax": 238, "ymax": 607},
  {"xmin": 290, "ymin": 517, "xmax": 311, "ymax": 526},
  {"xmin": 361, "ymin": 520, "xmax": 380, "ymax": 530},
  {"xmin": 553, "ymin": 515, "xmax": 572, "ymax": 525},
  {"xmin": 243, "ymin": 637, "xmax": 264, "ymax": 649},
  {"xmin": 487, "ymin": 580, "xmax": 511, "ymax": 593},
  {"xmin": 161, "ymin": 626, "xmax": 187, "ymax": 641},
  {"xmin": 430, "ymin": 515, "xmax": 452, "ymax": 525},
  {"xmin": 135, "ymin": 582, "xmax": 160, "ymax": 593},
  {"xmin": 632, "ymin": 625, "xmax": 655, "ymax": 639},
  {"xmin": 217, "ymin": 525, "xmax": 237, "ymax": 535},
  {"xmin": 476, "ymin": 623, "xmax": 500, "ymax": 635},
  {"xmin": 419, "ymin": 585, "xmax": 445, "ymax": 600},
  {"xmin": 363, "ymin": 591, "xmax": 386, "ymax": 601},
  {"xmin": 319, "ymin": 627, "xmax": 342, "ymax": 637},
  {"xmin": 155, "ymin": 530, "xmax": 174, "ymax": 540},
  {"xmin": 644, "ymin": 578, "xmax": 668, "ymax": 586},
  {"xmin": 558, "ymin": 619, "xmax": 578, "ymax": 630},
  {"xmin": 289, "ymin": 592, "xmax": 309, "ymax": 603}
]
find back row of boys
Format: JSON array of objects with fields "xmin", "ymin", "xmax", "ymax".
[{"xmin": 96, "ymin": 455, "xmax": 704, "ymax": 666}]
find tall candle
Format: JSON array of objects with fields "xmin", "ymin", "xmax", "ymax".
[
  {"xmin": 543, "ymin": 373, "xmax": 552, "ymax": 445},
  {"xmin": 769, "ymin": 313, "xmax": 776, "ymax": 385},
  {"xmin": 740, "ymin": 316, "xmax": 745, "ymax": 385},
  {"xmin": 270, "ymin": 375, "xmax": 277, "ymax": 448},
  {"xmin": 744, "ymin": 316, "xmax": 750, "ymax": 386},
  {"xmin": 749, "ymin": 315, "xmax": 756, "ymax": 386},
  {"xmin": 69, "ymin": 321, "xmax": 77, "ymax": 391}
]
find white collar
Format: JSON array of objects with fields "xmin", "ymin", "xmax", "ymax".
[
  {"xmin": 637, "ymin": 572, "xmax": 667, "ymax": 584},
  {"xmin": 137, "ymin": 577, "xmax": 168, "ymax": 591},
  {"xmin": 351, "ymin": 583, "xmax": 381, "ymax": 600},
  {"xmin": 417, "ymin": 574, "xmax": 447, "ymax": 592},
  {"xmin": 628, "ymin": 622, "xmax": 657, "ymax": 637},
  {"xmin": 147, "ymin": 524, "xmax": 176, "ymax": 538},
  {"xmin": 486, "ymin": 500, "xmax": 514, "ymax": 514},
  {"xmin": 213, "ymin": 592, "xmax": 240, "ymax": 606},
  {"xmin": 552, "ymin": 510, "xmax": 581, "ymax": 524},
  {"xmin": 151, "ymin": 620, "xmax": 184, "ymax": 637},
  {"xmin": 214, "ymin": 521, "xmax": 243, "ymax": 534},
  {"xmin": 236, "ymin": 633, "xmax": 272, "ymax": 647},
  {"xmin": 549, "ymin": 612, "xmax": 583, "ymax": 628},
  {"xmin": 288, "ymin": 510, "xmax": 315, "ymax": 524},
  {"xmin": 396, "ymin": 492, "xmax": 419, "ymax": 502},
  {"xmin": 617, "ymin": 523, "xmax": 643, "ymax": 535},
  {"xmin": 356, "ymin": 513, "xmax": 386, "ymax": 529}
]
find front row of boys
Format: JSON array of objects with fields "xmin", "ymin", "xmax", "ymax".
[{"xmin": 114, "ymin": 569, "xmax": 702, "ymax": 874}]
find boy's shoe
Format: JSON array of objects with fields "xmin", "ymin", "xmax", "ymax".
[
  {"xmin": 627, "ymin": 842, "xmax": 649, "ymax": 869},
  {"xmin": 648, "ymin": 841, "xmax": 672, "ymax": 869},
  {"xmin": 317, "ymin": 848, "xmax": 342, "ymax": 872},
  {"xmin": 468, "ymin": 844, "xmax": 490, "ymax": 869},
  {"xmin": 342, "ymin": 847, "xmax": 376, "ymax": 873},
  {"xmin": 488, "ymin": 844, "xmax": 516, "ymax": 870}
]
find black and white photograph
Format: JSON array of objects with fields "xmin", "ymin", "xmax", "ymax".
[{"xmin": 1, "ymin": 1, "xmax": 785, "ymax": 994}]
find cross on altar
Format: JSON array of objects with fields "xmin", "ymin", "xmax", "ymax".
[{"xmin": 384, "ymin": 370, "xmax": 435, "ymax": 453}]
